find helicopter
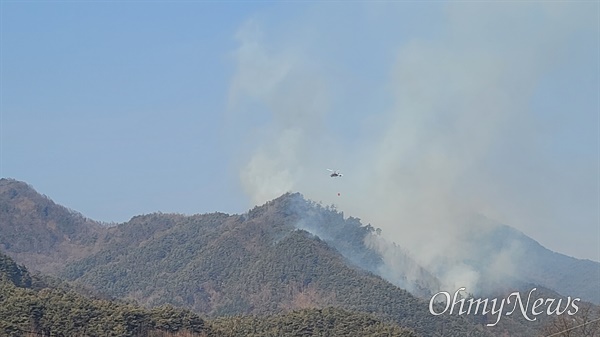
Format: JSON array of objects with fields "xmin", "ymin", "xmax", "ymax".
[{"xmin": 327, "ymin": 169, "xmax": 343, "ymax": 177}]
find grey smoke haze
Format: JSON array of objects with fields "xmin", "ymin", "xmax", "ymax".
[{"xmin": 226, "ymin": 2, "xmax": 599, "ymax": 292}]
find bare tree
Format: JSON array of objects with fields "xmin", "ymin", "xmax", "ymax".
[{"xmin": 542, "ymin": 303, "xmax": 600, "ymax": 337}]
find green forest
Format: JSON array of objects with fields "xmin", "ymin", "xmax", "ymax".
[
  {"xmin": 0, "ymin": 251, "xmax": 208, "ymax": 336},
  {"xmin": 1, "ymin": 251, "xmax": 419, "ymax": 336},
  {"xmin": 1, "ymin": 179, "xmax": 599, "ymax": 337}
]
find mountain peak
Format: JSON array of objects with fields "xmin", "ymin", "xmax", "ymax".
[
  {"xmin": 0, "ymin": 178, "xmax": 103, "ymax": 273},
  {"xmin": 1, "ymin": 178, "xmax": 41, "ymax": 198}
]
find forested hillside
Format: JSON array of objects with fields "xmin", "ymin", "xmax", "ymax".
[
  {"xmin": 0, "ymin": 179, "xmax": 106, "ymax": 274},
  {"xmin": 0, "ymin": 251, "xmax": 419, "ymax": 337},
  {"xmin": 58, "ymin": 194, "xmax": 497, "ymax": 336},
  {"xmin": 209, "ymin": 307, "xmax": 418, "ymax": 336},
  {"xmin": 0, "ymin": 251, "xmax": 209, "ymax": 337},
  {"xmin": 2, "ymin": 179, "xmax": 599, "ymax": 336}
]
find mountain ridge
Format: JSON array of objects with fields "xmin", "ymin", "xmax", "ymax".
[
  {"xmin": 2, "ymin": 250, "xmax": 422, "ymax": 337},
  {"xmin": 1, "ymin": 178, "xmax": 599, "ymax": 336},
  {"xmin": 1, "ymin": 178, "xmax": 598, "ymax": 305},
  {"xmin": 0, "ymin": 178, "xmax": 110, "ymax": 274}
]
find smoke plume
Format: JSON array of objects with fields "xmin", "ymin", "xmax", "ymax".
[{"xmin": 226, "ymin": 2, "xmax": 599, "ymax": 295}]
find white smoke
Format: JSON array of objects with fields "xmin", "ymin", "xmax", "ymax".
[
  {"xmin": 227, "ymin": 2, "xmax": 599, "ymax": 294},
  {"xmin": 228, "ymin": 19, "xmax": 331, "ymax": 206}
]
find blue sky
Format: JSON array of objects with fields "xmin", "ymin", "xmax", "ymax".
[
  {"xmin": 1, "ymin": 1, "xmax": 598, "ymax": 263},
  {"xmin": 2, "ymin": 1, "xmax": 259, "ymax": 218}
]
